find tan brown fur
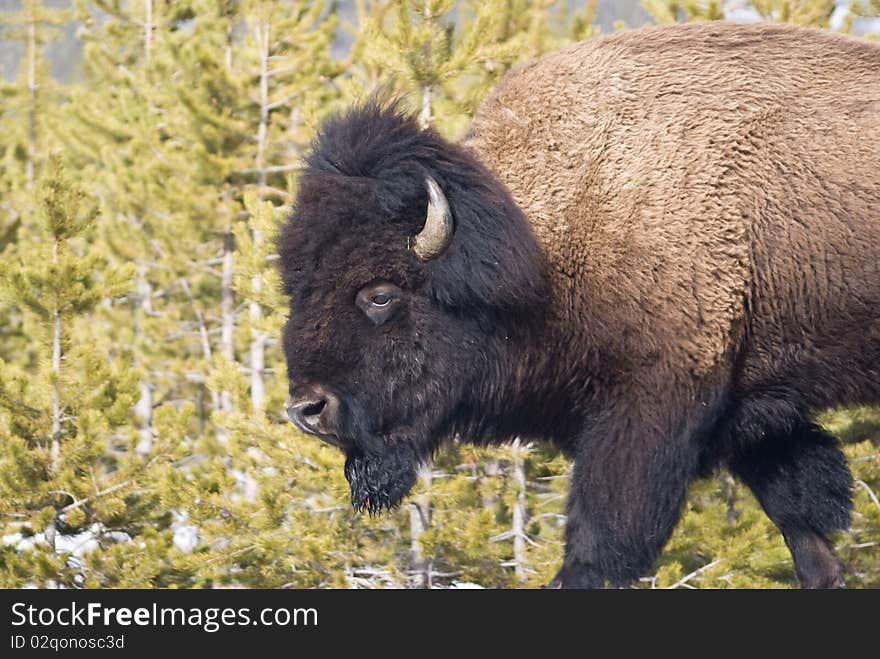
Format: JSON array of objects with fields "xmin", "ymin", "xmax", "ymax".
[{"xmin": 467, "ymin": 21, "xmax": 879, "ymax": 386}]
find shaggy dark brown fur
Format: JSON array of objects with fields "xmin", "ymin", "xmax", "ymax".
[{"xmin": 280, "ymin": 22, "xmax": 880, "ymax": 588}]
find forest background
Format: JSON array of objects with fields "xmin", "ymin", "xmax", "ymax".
[{"xmin": 1, "ymin": 0, "xmax": 878, "ymax": 588}]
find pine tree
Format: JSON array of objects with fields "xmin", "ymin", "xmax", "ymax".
[
  {"xmin": 349, "ymin": 0, "xmax": 540, "ymax": 136},
  {"xmin": 60, "ymin": 0, "xmax": 177, "ymax": 456},
  {"xmin": 236, "ymin": 0, "xmax": 339, "ymax": 412},
  {"xmin": 641, "ymin": 0, "xmax": 879, "ymax": 27},
  {"xmin": 0, "ymin": 0, "xmax": 70, "ymax": 378},
  {"xmin": 142, "ymin": 0, "xmax": 338, "ymax": 433},
  {"xmin": 567, "ymin": 0, "xmax": 601, "ymax": 41},
  {"xmin": 640, "ymin": 0, "xmax": 724, "ymax": 23},
  {"xmin": 0, "ymin": 0, "xmax": 68, "ymax": 190},
  {"xmin": 129, "ymin": 0, "xmax": 371, "ymax": 587},
  {"xmin": 0, "ymin": 156, "xmax": 180, "ymax": 587}
]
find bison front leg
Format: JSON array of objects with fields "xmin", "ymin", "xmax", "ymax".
[{"xmin": 550, "ymin": 396, "xmax": 705, "ymax": 588}]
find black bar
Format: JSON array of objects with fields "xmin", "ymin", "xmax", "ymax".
[{"xmin": 0, "ymin": 588, "xmax": 870, "ymax": 653}]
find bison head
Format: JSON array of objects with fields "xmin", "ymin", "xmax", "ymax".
[{"xmin": 278, "ymin": 101, "xmax": 548, "ymax": 513}]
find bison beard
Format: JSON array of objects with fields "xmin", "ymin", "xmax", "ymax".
[{"xmin": 344, "ymin": 444, "xmax": 419, "ymax": 514}]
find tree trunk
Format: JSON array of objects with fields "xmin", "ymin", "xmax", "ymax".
[
  {"xmin": 216, "ymin": 12, "xmax": 235, "ymax": 442},
  {"xmin": 220, "ymin": 231, "xmax": 235, "ymax": 425},
  {"xmin": 131, "ymin": 1, "xmax": 155, "ymax": 455},
  {"xmin": 248, "ymin": 274, "xmax": 266, "ymax": 412},
  {"xmin": 134, "ymin": 268, "xmax": 153, "ymax": 455},
  {"xmin": 49, "ymin": 235, "xmax": 62, "ymax": 552},
  {"xmin": 180, "ymin": 277, "xmax": 220, "ymax": 414},
  {"xmin": 417, "ymin": 0, "xmax": 433, "ymax": 130},
  {"xmin": 26, "ymin": 4, "xmax": 36, "ymax": 189},
  {"xmin": 50, "ymin": 238, "xmax": 61, "ymax": 473},
  {"xmin": 723, "ymin": 471, "xmax": 740, "ymax": 524},
  {"xmin": 135, "ymin": 379, "xmax": 153, "ymax": 455},
  {"xmin": 409, "ymin": 466, "xmax": 433, "ymax": 588},
  {"xmin": 511, "ymin": 438, "xmax": 528, "ymax": 583},
  {"xmin": 249, "ymin": 19, "xmax": 270, "ymax": 412},
  {"xmin": 143, "ymin": 0, "xmax": 152, "ymax": 64},
  {"xmin": 418, "ymin": 84, "xmax": 432, "ymax": 130}
]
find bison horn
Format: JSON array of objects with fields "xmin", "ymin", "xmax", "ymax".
[{"xmin": 413, "ymin": 177, "xmax": 453, "ymax": 261}]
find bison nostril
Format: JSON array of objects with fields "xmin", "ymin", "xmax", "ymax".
[
  {"xmin": 286, "ymin": 387, "xmax": 341, "ymax": 441},
  {"xmin": 301, "ymin": 399, "xmax": 326, "ymax": 419}
]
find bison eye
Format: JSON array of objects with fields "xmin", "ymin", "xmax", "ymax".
[{"xmin": 356, "ymin": 282, "xmax": 403, "ymax": 326}]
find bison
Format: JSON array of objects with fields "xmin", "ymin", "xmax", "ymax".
[{"xmin": 279, "ymin": 21, "xmax": 880, "ymax": 588}]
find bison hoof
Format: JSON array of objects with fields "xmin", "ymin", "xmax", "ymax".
[
  {"xmin": 815, "ymin": 575, "xmax": 846, "ymax": 589},
  {"xmin": 799, "ymin": 568, "xmax": 846, "ymax": 589},
  {"xmin": 546, "ymin": 562, "xmax": 603, "ymax": 589},
  {"xmin": 792, "ymin": 532, "xmax": 847, "ymax": 589}
]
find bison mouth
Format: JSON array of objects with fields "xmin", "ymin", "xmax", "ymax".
[
  {"xmin": 286, "ymin": 388, "xmax": 431, "ymax": 513},
  {"xmin": 343, "ymin": 443, "xmax": 420, "ymax": 514},
  {"xmin": 289, "ymin": 416, "xmax": 349, "ymax": 449}
]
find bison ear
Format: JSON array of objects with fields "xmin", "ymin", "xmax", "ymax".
[
  {"xmin": 424, "ymin": 164, "xmax": 549, "ymax": 320},
  {"xmin": 411, "ymin": 177, "xmax": 454, "ymax": 261}
]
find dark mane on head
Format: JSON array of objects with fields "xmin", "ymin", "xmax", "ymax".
[
  {"xmin": 305, "ymin": 100, "xmax": 438, "ymax": 179},
  {"xmin": 294, "ymin": 97, "xmax": 550, "ymax": 325}
]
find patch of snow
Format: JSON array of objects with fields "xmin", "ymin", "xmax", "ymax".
[
  {"xmin": 172, "ymin": 512, "xmax": 199, "ymax": 553},
  {"xmin": 724, "ymin": 5, "xmax": 762, "ymax": 23}
]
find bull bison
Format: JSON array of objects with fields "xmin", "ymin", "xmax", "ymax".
[{"xmin": 279, "ymin": 21, "xmax": 880, "ymax": 588}]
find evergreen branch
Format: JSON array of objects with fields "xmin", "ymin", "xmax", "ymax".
[
  {"xmin": 60, "ymin": 480, "xmax": 133, "ymax": 514},
  {"xmin": 179, "ymin": 278, "xmax": 214, "ymax": 361},
  {"xmin": 837, "ymin": 541, "xmax": 880, "ymax": 550},
  {"xmin": 855, "ymin": 479, "xmax": 880, "ymax": 511},
  {"xmin": 528, "ymin": 512, "xmax": 566, "ymax": 523},
  {"xmin": 201, "ymin": 544, "xmax": 259, "ymax": 568},
  {"xmin": 498, "ymin": 561, "xmax": 537, "ymax": 573},
  {"xmin": 47, "ymin": 489, "xmax": 77, "ymax": 502},
  {"xmin": 262, "ymin": 66, "xmax": 297, "ymax": 77},
  {"xmin": 409, "ymin": 500, "xmax": 431, "ymax": 529},
  {"xmin": 265, "ymin": 93, "xmax": 301, "ymax": 111},
  {"xmin": 306, "ymin": 506, "xmax": 349, "ymax": 514},
  {"xmin": 0, "ymin": 202, "xmax": 21, "ymax": 223},
  {"xmin": 666, "ymin": 559, "xmax": 722, "ymax": 589},
  {"xmin": 232, "ymin": 164, "xmax": 303, "ymax": 175},
  {"xmin": 489, "ymin": 530, "xmax": 541, "ymax": 548},
  {"xmin": 0, "ymin": 391, "xmax": 44, "ymax": 418},
  {"xmin": 242, "ymin": 185, "xmax": 293, "ymax": 202}
]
